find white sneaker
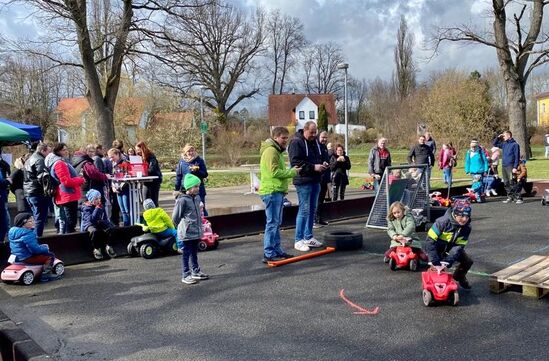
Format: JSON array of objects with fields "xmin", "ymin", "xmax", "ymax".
[
  {"xmin": 181, "ymin": 275, "xmax": 197, "ymax": 284},
  {"xmin": 485, "ymin": 191, "xmax": 491, "ymax": 197},
  {"xmin": 491, "ymin": 189, "xmax": 498, "ymax": 196},
  {"xmin": 294, "ymin": 240, "xmax": 310, "ymax": 252},
  {"xmin": 304, "ymin": 237, "xmax": 323, "ymax": 248}
]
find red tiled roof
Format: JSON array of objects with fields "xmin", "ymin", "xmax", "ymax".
[
  {"xmin": 268, "ymin": 94, "xmax": 338, "ymax": 126},
  {"xmin": 534, "ymin": 92, "xmax": 549, "ymax": 100},
  {"xmin": 149, "ymin": 111, "xmax": 194, "ymax": 128},
  {"xmin": 55, "ymin": 97, "xmax": 146, "ymax": 127}
]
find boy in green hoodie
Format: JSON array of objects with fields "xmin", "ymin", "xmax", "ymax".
[{"xmin": 259, "ymin": 127, "xmax": 301, "ymax": 263}]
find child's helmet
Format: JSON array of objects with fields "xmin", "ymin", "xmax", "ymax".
[{"xmin": 452, "ymin": 199, "xmax": 472, "ymax": 217}]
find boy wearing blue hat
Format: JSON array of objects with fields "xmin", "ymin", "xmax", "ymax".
[
  {"xmin": 172, "ymin": 174, "xmax": 209, "ymax": 285},
  {"xmin": 81, "ymin": 189, "xmax": 117, "ymax": 260},
  {"xmin": 424, "ymin": 199, "xmax": 474, "ymax": 289}
]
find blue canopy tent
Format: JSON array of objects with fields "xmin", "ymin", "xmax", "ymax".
[{"xmin": 0, "ymin": 118, "xmax": 42, "ymax": 142}]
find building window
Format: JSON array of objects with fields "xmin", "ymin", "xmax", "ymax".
[
  {"xmin": 309, "ymin": 111, "xmax": 315, "ymax": 119},
  {"xmin": 299, "ymin": 111, "xmax": 305, "ymax": 120}
]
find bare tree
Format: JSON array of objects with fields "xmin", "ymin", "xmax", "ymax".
[
  {"xmin": 347, "ymin": 77, "xmax": 368, "ymax": 125},
  {"xmin": 302, "ymin": 42, "xmax": 345, "ymax": 94},
  {"xmin": 265, "ymin": 9, "xmax": 306, "ymax": 94},
  {"xmin": 394, "ymin": 16, "xmax": 416, "ymax": 100},
  {"xmin": 432, "ymin": 0, "xmax": 549, "ymax": 158},
  {"xmin": 140, "ymin": 0, "xmax": 265, "ymax": 124}
]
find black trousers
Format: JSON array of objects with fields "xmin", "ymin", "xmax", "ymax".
[
  {"xmin": 142, "ymin": 181, "xmax": 161, "ymax": 207},
  {"xmin": 109, "ymin": 188, "xmax": 120, "ymax": 225},
  {"xmin": 453, "ymin": 251, "xmax": 474, "ymax": 281},
  {"xmin": 61, "ymin": 201, "xmax": 79, "ymax": 233},
  {"xmin": 332, "ymin": 184, "xmax": 347, "ymax": 201},
  {"xmin": 87, "ymin": 225, "xmax": 109, "ymax": 249},
  {"xmin": 315, "ymin": 181, "xmax": 329, "ymax": 222}
]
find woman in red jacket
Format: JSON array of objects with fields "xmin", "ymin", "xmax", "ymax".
[{"xmin": 49, "ymin": 143, "xmax": 85, "ymax": 233}]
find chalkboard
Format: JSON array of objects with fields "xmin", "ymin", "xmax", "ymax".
[{"xmin": 365, "ymin": 164, "xmax": 430, "ymax": 230}]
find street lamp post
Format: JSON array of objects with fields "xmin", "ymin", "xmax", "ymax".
[
  {"xmin": 200, "ymin": 86, "xmax": 206, "ymax": 164},
  {"xmin": 337, "ymin": 62, "xmax": 349, "ymax": 154}
]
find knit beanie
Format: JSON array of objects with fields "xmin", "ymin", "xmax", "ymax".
[
  {"xmin": 184, "ymin": 174, "xmax": 201, "ymax": 190},
  {"xmin": 86, "ymin": 189, "xmax": 101, "ymax": 202},
  {"xmin": 143, "ymin": 198, "xmax": 156, "ymax": 210},
  {"xmin": 14, "ymin": 212, "xmax": 33, "ymax": 228}
]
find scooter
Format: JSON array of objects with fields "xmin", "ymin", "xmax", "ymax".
[
  {"xmin": 421, "ymin": 262, "xmax": 459, "ymax": 306},
  {"xmin": 127, "ymin": 232, "xmax": 179, "ymax": 259},
  {"xmin": 1, "ymin": 256, "xmax": 65, "ymax": 285},
  {"xmin": 387, "ymin": 238, "xmax": 419, "ymax": 272}
]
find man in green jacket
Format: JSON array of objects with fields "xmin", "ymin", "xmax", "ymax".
[{"xmin": 259, "ymin": 127, "xmax": 301, "ymax": 263}]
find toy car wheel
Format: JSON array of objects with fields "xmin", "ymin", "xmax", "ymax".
[
  {"xmin": 409, "ymin": 259, "xmax": 418, "ymax": 272},
  {"xmin": 383, "ymin": 256, "xmax": 390, "ymax": 264},
  {"xmin": 422, "ymin": 289, "xmax": 433, "ymax": 307},
  {"xmin": 127, "ymin": 243, "xmax": 138, "ymax": 257},
  {"xmin": 389, "ymin": 258, "xmax": 397, "ymax": 271},
  {"xmin": 21, "ymin": 271, "xmax": 35, "ymax": 285},
  {"xmin": 139, "ymin": 243, "xmax": 157, "ymax": 259},
  {"xmin": 542, "ymin": 199, "xmax": 546, "ymax": 206},
  {"xmin": 198, "ymin": 241, "xmax": 208, "ymax": 251},
  {"xmin": 448, "ymin": 291, "xmax": 460, "ymax": 306},
  {"xmin": 170, "ymin": 240, "xmax": 179, "ymax": 254},
  {"xmin": 52, "ymin": 262, "xmax": 65, "ymax": 276}
]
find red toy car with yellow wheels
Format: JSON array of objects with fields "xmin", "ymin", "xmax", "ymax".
[
  {"xmin": 421, "ymin": 263, "xmax": 459, "ymax": 306},
  {"xmin": 387, "ymin": 238, "xmax": 419, "ymax": 272}
]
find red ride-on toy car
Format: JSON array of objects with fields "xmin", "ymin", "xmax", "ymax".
[
  {"xmin": 421, "ymin": 263, "xmax": 459, "ymax": 306},
  {"xmin": 199, "ymin": 218, "xmax": 219, "ymax": 251},
  {"xmin": 429, "ymin": 191, "xmax": 452, "ymax": 207},
  {"xmin": 387, "ymin": 238, "xmax": 419, "ymax": 272},
  {"xmin": 1, "ymin": 257, "xmax": 65, "ymax": 285}
]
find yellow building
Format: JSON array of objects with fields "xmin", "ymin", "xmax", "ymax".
[{"xmin": 535, "ymin": 92, "xmax": 549, "ymax": 126}]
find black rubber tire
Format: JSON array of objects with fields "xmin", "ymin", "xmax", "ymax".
[
  {"xmin": 139, "ymin": 243, "xmax": 158, "ymax": 259},
  {"xmin": 170, "ymin": 240, "xmax": 179, "ymax": 254},
  {"xmin": 409, "ymin": 259, "xmax": 418, "ymax": 272},
  {"xmin": 389, "ymin": 258, "xmax": 397, "ymax": 271},
  {"xmin": 127, "ymin": 243, "xmax": 138, "ymax": 257},
  {"xmin": 197, "ymin": 241, "xmax": 208, "ymax": 251},
  {"xmin": 323, "ymin": 231, "xmax": 363, "ymax": 251},
  {"xmin": 448, "ymin": 291, "xmax": 460, "ymax": 306}
]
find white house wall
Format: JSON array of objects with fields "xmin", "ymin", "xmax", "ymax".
[{"xmin": 295, "ymin": 97, "xmax": 318, "ymax": 130}]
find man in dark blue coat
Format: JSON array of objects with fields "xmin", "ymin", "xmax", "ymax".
[{"xmin": 493, "ymin": 130, "xmax": 520, "ymax": 203}]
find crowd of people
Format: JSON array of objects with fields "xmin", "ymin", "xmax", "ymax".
[{"xmin": 0, "ymin": 124, "xmax": 533, "ymax": 286}]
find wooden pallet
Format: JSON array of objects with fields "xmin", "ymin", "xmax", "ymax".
[{"xmin": 490, "ymin": 255, "xmax": 549, "ymax": 298}]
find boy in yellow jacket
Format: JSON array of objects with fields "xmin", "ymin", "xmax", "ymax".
[{"xmin": 141, "ymin": 198, "xmax": 178, "ymax": 241}]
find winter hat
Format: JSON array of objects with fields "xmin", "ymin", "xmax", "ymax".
[
  {"xmin": 452, "ymin": 199, "xmax": 472, "ymax": 217},
  {"xmin": 184, "ymin": 174, "xmax": 201, "ymax": 190},
  {"xmin": 86, "ymin": 189, "xmax": 101, "ymax": 202},
  {"xmin": 143, "ymin": 198, "xmax": 156, "ymax": 210},
  {"xmin": 14, "ymin": 212, "xmax": 33, "ymax": 228}
]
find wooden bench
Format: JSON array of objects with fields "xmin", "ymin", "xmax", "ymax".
[{"xmin": 490, "ymin": 255, "xmax": 549, "ymax": 298}]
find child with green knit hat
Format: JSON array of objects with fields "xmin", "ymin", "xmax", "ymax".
[{"xmin": 172, "ymin": 174, "xmax": 209, "ymax": 285}]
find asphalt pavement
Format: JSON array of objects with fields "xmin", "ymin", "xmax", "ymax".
[{"xmin": 1, "ymin": 196, "xmax": 548, "ymax": 361}]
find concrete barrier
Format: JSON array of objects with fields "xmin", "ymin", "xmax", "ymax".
[{"xmin": 0, "ymin": 311, "xmax": 50, "ymax": 361}]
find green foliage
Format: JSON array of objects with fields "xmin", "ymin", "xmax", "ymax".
[{"xmin": 317, "ymin": 103, "xmax": 328, "ymax": 131}]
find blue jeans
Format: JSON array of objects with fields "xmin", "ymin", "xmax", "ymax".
[
  {"xmin": 157, "ymin": 228, "xmax": 180, "ymax": 248},
  {"xmin": 54, "ymin": 204, "xmax": 66, "ymax": 234},
  {"xmin": 443, "ymin": 168, "xmax": 452, "ymax": 185},
  {"xmin": 295, "ymin": 183, "xmax": 320, "ymax": 242},
  {"xmin": 27, "ymin": 195, "xmax": 50, "ymax": 237},
  {"xmin": 181, "ymin": 239, "xmax": 200, "ymax": 277},
  {"xmin": 261, "ymin": 192, "xmax": 285, "ymax": 258},
  {"xmin": 117, "ymin": 192, "xmax": 130, "ymax": 226}
]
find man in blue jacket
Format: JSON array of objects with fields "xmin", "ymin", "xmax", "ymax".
[
  {"xmin": 493, "ymin": 130, "xmax": 520, "ymax": 203},
  {"xmin": 288, "ymin": 121, "xmax": 327, "ymax": 252}
]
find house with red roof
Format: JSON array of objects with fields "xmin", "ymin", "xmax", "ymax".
[
  {"xmin": 55, "ymin": 97, "xmax": 193, "ymax": 144},
  {"xmin": 268, "ymin": 93, "xmax": 338, "ymax": 131}
]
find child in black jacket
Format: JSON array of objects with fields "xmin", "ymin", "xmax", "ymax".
[{"xmin": 329, "ymin": 144, "xmax": 351, "ymax": 201}]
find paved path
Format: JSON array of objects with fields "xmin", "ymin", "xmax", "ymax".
[{"xmin": 1, "ymin": 196, "xmax": 548, "ymax": 360}]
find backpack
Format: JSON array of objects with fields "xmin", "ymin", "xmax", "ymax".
[{"xmin": 41, "ymin": 163, "xmax": 60, "ymax": 197}]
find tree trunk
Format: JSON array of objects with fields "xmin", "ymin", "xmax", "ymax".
[{"xmin": 506, "ymin": 81, "xmax": 531, "ymax": 158}]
